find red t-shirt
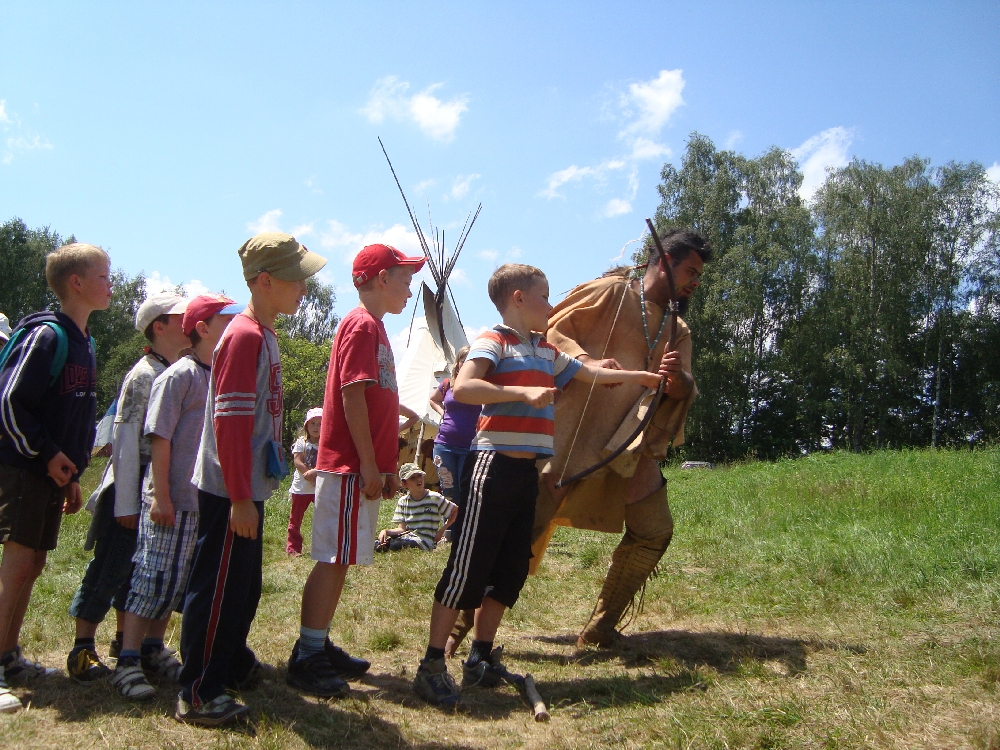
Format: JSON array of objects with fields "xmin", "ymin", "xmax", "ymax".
[{"xmin": 316, "ymin": 306, "xmax": 400, "ymax": 475}]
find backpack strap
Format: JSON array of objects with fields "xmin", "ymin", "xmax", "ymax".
[{"xmin": 0, "ymin": 321, "xmax": 71, "ymax": 387}]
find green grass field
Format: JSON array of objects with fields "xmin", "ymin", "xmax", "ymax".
[{"xmin": 3, "ymin": 448, "xmax": 998, "ymax": 749}]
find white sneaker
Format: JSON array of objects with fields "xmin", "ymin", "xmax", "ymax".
[
  {"xmin": 141, "ymin": 645, "xmax": 183, "ymax": 681},
  {"xmin": 3, "ymin": 645, "xmax": 57, "ymax": 683},
  {"xmin": 0, "ymin": 666, "xmax": 23, "ymax": 713}
]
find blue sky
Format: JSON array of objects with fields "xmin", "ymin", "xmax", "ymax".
[{"xmin": 2, "ymin": 1, "xmax": 998, "ymax": 354}]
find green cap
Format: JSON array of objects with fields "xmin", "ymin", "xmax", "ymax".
[{"xmin": 239, "ymin": 232, "xmax": 327, "ymax": 282}]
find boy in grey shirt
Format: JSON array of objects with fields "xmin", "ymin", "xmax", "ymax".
[{"xmin": 110, "ymin": 295, "xmax": 240, "ymax": 700}]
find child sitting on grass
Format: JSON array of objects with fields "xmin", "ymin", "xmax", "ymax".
[
  {"xmin": 287, "ymin": 408, "xmax": 321, "ymax": 556},
  {"xmin": 375, "ymin": 463, "xmax": 457, "ymax": 552}
]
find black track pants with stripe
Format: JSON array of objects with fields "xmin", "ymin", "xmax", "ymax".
[
  {"xmin": 434, "ymin": 451, "xmax": 538, "ymax": 611},
  {"xmin": 179, "ymin": 491, "xmax": 263, "ymax": 706}
]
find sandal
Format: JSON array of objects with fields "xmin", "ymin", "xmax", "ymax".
[{"xmin": 110, "ymin": 662, "xmax": 155, "ymax": 701}]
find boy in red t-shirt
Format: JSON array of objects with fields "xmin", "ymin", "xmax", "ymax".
[{"xmin": 286, "ymin": 243, "xmax": 424, "ymax": 698}]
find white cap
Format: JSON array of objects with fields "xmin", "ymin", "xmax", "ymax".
[
  {"xmin": 135, "ymin": 293, "xmax": 189, "ymax": 333},
  {"xmin": 0, "ymin": 313, "xmax": 10, "ymax": 343},
  {"xmin": 305, "ymin": 407, "xmax": 323, "ymax": 424}
]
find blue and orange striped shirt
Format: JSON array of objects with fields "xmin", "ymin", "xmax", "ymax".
[{"xmin": 467, "ymin": 324, "xmax": 582, "ymax": 457}]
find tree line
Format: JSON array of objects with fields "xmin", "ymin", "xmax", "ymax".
[
  {"xmin": 0, "ymin": 217, "xmax": 337, "ymax": 449},
  {"xmin": 641, "ymin": 134, "xmax": 1000, "ymax": 462},
  {"xmin": 4, "ymin": 132, "xmax": 998, "ymax": 464}
]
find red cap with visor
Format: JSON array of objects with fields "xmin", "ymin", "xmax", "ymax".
[{"xmin": 352, "ymin": 244, "xmax": 425, "ymax": 288}]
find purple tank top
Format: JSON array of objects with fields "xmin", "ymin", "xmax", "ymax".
[{"xmin": 434, "ymin": 379, "xmax": 480, "ymax": 448}]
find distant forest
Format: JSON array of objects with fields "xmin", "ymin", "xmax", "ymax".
[
  {"xmin": 2, "ymin": 132, "xmax": 998, "ymax": 463},
  {"xmin": 635, "ymin": 134, "xmax": 999, "ymax": 461}
]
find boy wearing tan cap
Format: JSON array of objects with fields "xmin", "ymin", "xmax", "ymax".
[
  {"xmin": 286, "ymin": 243, "xmax": 424, "ymax": 699},
  {"xmin": 177, "ymin": 233, "xmax": 326, "ymax": 726},
  {"xmin": 68, "ymin": 291, "xmax": 190, "ymax": 684}
]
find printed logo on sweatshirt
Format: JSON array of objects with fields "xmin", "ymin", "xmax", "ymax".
[
  {"xmin": 266, "ymin": 361, "xmax": 283, "ymax": 418},
  {"xmin": 59, "ymin": 364, "xmax": 95, "ymax": 396}
]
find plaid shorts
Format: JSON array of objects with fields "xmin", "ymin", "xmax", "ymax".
[{"xmin": 124, "ymin": 497, "xmax": 199, "ymax": 620}]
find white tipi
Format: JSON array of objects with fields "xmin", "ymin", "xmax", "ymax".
[{"xmin": 380, "ymin": 139, "xmax": 481, "ymax": 478}]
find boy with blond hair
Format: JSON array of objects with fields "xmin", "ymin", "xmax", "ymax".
[
  {"xmin": 110, "ymin": 294, "xmax": 242, "ymax": 700},
  {"xmin": 286, "ymin": 243, "xmax": 424, "ymax": 698},
  {"xmin": 413, "ymin": 263, "xmax": 663, "ymax": 707},
  {"xmin": 177, "ymin": 233, "xmax": 326, "ymax": 726},
  {"xmin": 67, "ymin": 291, "xmax": 190, "ymax": 684},
  {"xmin": 0, "ymin": 243, "xmax": 112, "ymax": 712}
]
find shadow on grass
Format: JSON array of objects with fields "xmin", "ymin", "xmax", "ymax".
[
  {"xmin": 525, "ymin": 628, "xmax": 866, "ymax": 675},
  {"xmin": 19, "ymin": 670, "xmax": 476, "ymax": 749}
]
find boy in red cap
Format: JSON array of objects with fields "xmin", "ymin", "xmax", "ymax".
[
  {"xmin": 110, "ymin": 294, "xmax": 240, "ymax": 701},
  {"xmin": 287, "ymin": 243, "xmax": 424, "ymax": 698}
]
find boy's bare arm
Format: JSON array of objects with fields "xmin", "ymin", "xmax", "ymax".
[
  {"xmin": 575, "ymin": 361, "xmax": 662, "ymax": 389},
  {"xmin": 149, "ymin": 435, "xmax": 175, "ymax": 526},
  {"xmin": 453, "ymin": 358, "xmax": 557, "ymax": 409},
  {"xmin": 342, "ymin": 381, "xmax": 382, "ymax": 499}
]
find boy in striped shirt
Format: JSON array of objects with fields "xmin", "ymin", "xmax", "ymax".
[
  {"xmin": 413, "ymin": 263, "xmax": 663, "ymax": 707},
  {"xmin": 375, "ymin": 463, "xmax": 457, "ymax": 552}
]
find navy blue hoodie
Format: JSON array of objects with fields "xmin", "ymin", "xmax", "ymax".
[{"xmin": 0, "ymin": 311, "xmax": 97, "ymax": 482}]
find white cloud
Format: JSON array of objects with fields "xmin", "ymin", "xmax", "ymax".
[
  {"xmin": 319, "ymin": 219, "xmax": 423, "ymax": 265},
  {"xmin": 603, "ymin": 198, "xmax": 633, "ymax": 217},
  {"xmin": 986, "ymin": 162, "xmax": 1000, "ymax": 184},
  {"xmin": 246, "ymin": 209, "xmax": 284, "ymax": 234},
  {"xmin": 449, "ymin": 268, "xmax": 471, "ymax": 287},
  {"xmin": 0, "ymin": 100, "xmax": 53, "ymax": 165},
  {"xmin": 450, "ymin": 173, "xmax": 480, "ymax": 200},
  {"xmin": 630, "ymin": 137, "xmax": 671, "ymax": 161},
  {"xmin": 305, "ymin": 176, "xmax": 322, "ymax": 194},
  {"xmin": 508, "ymin": 247, "xmax": 522, "ymax": 260},
  {"xmin": 725, "ymin": 130, "xmax": 744, "ymax": 149},
  {"xmin": 291, "ymin": 222, "xmax": 314, "ymax": 238},
  {"xmin": 790, "ymin": 126, "xmax": 854, "ymax": 202},
  {"xmin": 415, "ymin": 178, "xmax": 436, "ymax": 193},
  {"xmin": 145, "ymin": 271, "xmax": 211, "ymax": 299},
  {"xmin": 477, "ymin": 249, "xmax": 498, "ymax": 262},
  {"xmin": 619, "ymin": 69, "xmax": 685, "ymax": 138},
  {"xmin": 539, "ymin": 159, "xmax": 627, "ymax": 200},
  {"xmin": 361, "ymin": 76, "xmax": 469, "ymax": 142}
]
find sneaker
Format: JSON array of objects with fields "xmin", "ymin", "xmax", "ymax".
[
  {"xmin": 0, "ymin": 667, "xmax": 22, "ymax": 713},
  {"xmin": 413, "ymin": 657, "xmax": 460, "ymax": 708},
  {"xmin": 2, "ymin": 645, "xmax": 57, "ymax": 683},
  {"xmin": 109, "ymin": 638, "xmax": 122, "ymax": 659},
  {"xmin": 324, "ymin": 639, "xmax": 370, "ymax": 679},
  {"xmin": 286, "ymin": 640, "xmax": 349, "ymax": 698},
  {"xmin": 462, "ymin": 645, "xmax": 507, "ymax": 688},
  {"xmin": 175, "ymin": 692, "xmax": 248, "ymax": 727},
  {"xmin": 141, "ymin": 644, "xmax": 182, "ymax": 681},
  {"xmin": 226, "ymin": 659, "xmax": 266, "ymax": 692},
  {"xmin": 110, "ymin": 658, "xmax": 155, "ymax": 701},
  {"xmin": 67, "ymin": 646, "xmax": 112, "ymax": 684}
]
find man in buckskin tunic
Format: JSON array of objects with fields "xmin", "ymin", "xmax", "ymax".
[{"xmin": 448, "ymin": 229, "xmax": 711, "ymax": 651}]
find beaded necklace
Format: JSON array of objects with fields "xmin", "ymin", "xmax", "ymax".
[{"xmin": 638, "ymin": 277, "xmax": 669, "ymax": 366}]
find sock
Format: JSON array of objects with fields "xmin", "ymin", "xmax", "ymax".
[
  {"xmin": 118, "ymin": 649, "xmax": 141, "ymax": 664},
  {"xmin": 114, "ymin": 630, "xmax": 124, "ymax": 644},
  {"xmin": 466, "ymin": 639, "xmax": 493, "ymax": 667},
  {"xmin": 424, "ymin": 645, "xmax": 446, "ymax": 662},
  {"xmin": 298, "ymin": 626, "xmax": 328, "ymax": 661},
  {"xmin": 0, "ymin": 648, "xmax": 14, "ymax": 666},
  {"xmin": 73, "ymin": 637, "xmax": 96, "ymax": 651},
  {"xmin": 141, "ymin": 637, "xmax": 164, "ymax": 654}
]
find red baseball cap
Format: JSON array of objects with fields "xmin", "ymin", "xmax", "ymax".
[
  {"xmin": 182, "ymin": 294, "xmax": 244, "ymax": 336},
  {"xmin": 352, "ymin": 243, "xmax": 425, "ymax": 288}
]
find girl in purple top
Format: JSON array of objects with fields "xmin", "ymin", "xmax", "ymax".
[{"xmin": 429, "ymin": 346, "xmax": 480, "ymax": 502}]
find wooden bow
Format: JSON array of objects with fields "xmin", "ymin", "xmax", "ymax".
[{"xmin": 554, "ymin": 218, "xmax": 678, "ymax": 489}]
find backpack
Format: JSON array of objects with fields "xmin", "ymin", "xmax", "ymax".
[{"xmin": 0, "ymin": 320, "xmax": 93, "ymax": 387}]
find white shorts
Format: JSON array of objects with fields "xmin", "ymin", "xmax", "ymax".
[{"xmin": 311, "ymin": 472, "xmax": 382, "ymax": 566}]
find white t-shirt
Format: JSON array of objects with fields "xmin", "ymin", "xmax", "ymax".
[{"xmin": 290, "ymin": 436, "xmax": 319, "ymax": 494}]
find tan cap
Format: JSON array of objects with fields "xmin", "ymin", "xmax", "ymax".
[
  {"xmin": 239, "ymin": 232, "xmax": 328, "ymax": 282},
  {"xmin": 398, "ymin": 462, "xmax": 425, "ymax": 481}
]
